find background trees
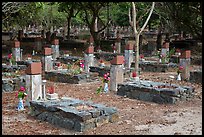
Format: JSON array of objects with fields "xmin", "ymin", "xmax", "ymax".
[{"xmin": 2, "ymin": 2, "xmax": 202, "ymax": 41}]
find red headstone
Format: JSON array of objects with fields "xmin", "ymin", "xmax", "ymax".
[
  {"xmin": 51, "ymin": 39, "xmax": 59, "ymax": 45},
  {"xmin": 110, "ymin": 55, "xmax": 124, "ymax": 65},
  {"xmin": 85, "ymin": 46, "xmax": 94, "ymax": 54},
  {"xmin": 162, "ymin": 42, "xmax": 169, "ymax": 48},
  {"xmin": 26, "ymin": 62, "xmax": 42, "ymax": 75},
  {"xmin": 44, "ymin": 48, "xmax": 52, "ymax": 55},
  {"xmin": 13, "ymin": 40, "xmax": 20, "ymax": 48},
  {"xmin": 125, "ymin": 43, "xmax": 133, "ymax": 50},
  {"xmin": 180, "ymin": 50, "xmax": 191, "ymax": 58}
]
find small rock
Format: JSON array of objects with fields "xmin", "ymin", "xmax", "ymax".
[
  {"xmin": 124, "ymin": 120, "xmax": 132, "ymax": 124},
  {"xmin": 174, "ymin": 132, "xmax": 182, "ymax": 135}
]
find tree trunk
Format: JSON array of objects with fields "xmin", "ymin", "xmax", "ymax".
[
  {"xmin": 89, "ymin": 16, "xmax": 100, "ymax": 48},
  {"xmin": 92, "ymin": 31, "xmax": 100, "ymax": 48},
  {"xmin": 67, "ymin": 16, "xmax": 72, "ymax": 40},
  {"xmin": 156, "ymin": 28, "xmax": 162, "ymax": 50},
  {"xmin": 139, "ymin": 34, "xmax": 143, "ymax": 54},
  {"xmin": 134, "ymin": 34, "xmax": 140, "ymax": 75}
]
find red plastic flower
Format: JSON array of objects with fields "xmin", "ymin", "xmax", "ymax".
[
  {"xmin": 103, "ymin": 73, "xmax": 110, "ymax": 83},
  {"xmin": 132, "ymin": 72, "xmax": 137, "ymax": 77},
  {"xmin": 80, "ymin": 63, "xmax": 84, "ymax": 68},
  {"xmin": 99, "ymin": 60, "xmax": 103, "ymax": 63},
  {"xmin": 48, "ymin": 86, "xmax": 55, "ymax": 94},
  {"xmin": 179, "ymin": 66, "xmax": 184, "ymax": 70},
  {"xmin": 8, "ymin": 53, "xmax": 12, "ymax": 59},
  {"xmin": 56, "ymin": 62, "xmax": 61, "ymax": 67},
  {"xmin": 104, "ymin": 74, "xmax": 107, "ymax": 79},
  {"xmin": 16, "ymin": 86, "xmax": 27, "ymax": 99},
  {"xmin": 140, "ymin": 54, "xmax": 144, "ymax": 59},
  {"xmin": 19, "ymin": 86, "xmax": 26, "ymax": 92}
]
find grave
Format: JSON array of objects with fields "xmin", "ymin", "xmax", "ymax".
[
  {"xmin": 50, "ymin": 39, "xmax": 60, "ymax": 60},
  {"xmin": 29, "ymin": 97, "xmax": 119, "ymax": 132},
  {"xmin": 44, "ymin": 69, "xmax": 98, "ymax": 84},
  {"xmin": 57, "ymin": 55, "xmax": 83, "ymax": 64},
  {"xmin": 89, "ymin": 66, "xmax": 110, "ymax": 77},
  {"xmin": 94, "ymin": 52, "xmax": 123, "ymax": 61},
  {"xmin": 132, "ymin": 61, "xmax": 178, "ymax": 72},
  {"xmin": 12, "ymin": 40, "xmax": 21, "ymax": 62},
  {"xmin": 16, "ymin": 59, "xmax": 41, "ymax": 66},
  {"xmin": 170, "ymin": 39, "xmax": 198, "ymax": 51},
  {"xmin": 110, "ymin": 55, "xmax": 124, "ymax": 92},
  {"xmin": 147, "ymin": 40, "xmax": 157, "ymax": 56},
  {"xmin": 124, "ymin": 43, "xmax": 134, "ymax": 69},
  {"xmin": 2, "ymin": 64, "xmax": 27, "ymax": 72},
  {"xmin": 190, "ymin": 69, "xmax": 202, "ymax": 84},
  {"xmin": 35, "ymin": 37, "xmax": 43, "ymax": 51},
  {"xmin": 179, "ymin": 50, "xmax": 191, "ymax": 80},
  {"xmin": 2, "ymin": 72, "xmax": 26, "ymax": 92},
  {"xmin": 84, "ymin": 46, "xmax": 94, "ymax": 73},
  {"xmin": 117, "ymin": 80, "xmax": 195, "ymax": 104},
  {"xmin": 42, "ymin": 47, "xmax": 53, "ymax": 72},
  {"xmin": 25, "ymin": 62, "xmax": 42, "ymax": 106}
]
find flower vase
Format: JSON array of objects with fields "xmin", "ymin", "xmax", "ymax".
[
  {"xmin": 80, "ymin": 68, "xmax": 83, "ymax": 71},
  {"xmin": 177, "ymin": 73, "xmax": 181, "ymax": 81},
  {"xmin": 159, "ymin": 58, "xmax": 161, "ymax": 63},
  {"xmin": 9, "ymin": 59, "xmax": 12, "ymax": 66},
  {"xmin": 100, "ymin": 63, "xmax": 105, "ymax": 68},
  {"xmin": 104, "ymin": 82, "xmax": 109, "ymax": 93},
  {"xmin": 17, "ymin": 98, "xmax": 25, "ymax": 111}
]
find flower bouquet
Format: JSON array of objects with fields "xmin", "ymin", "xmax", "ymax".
[
  {"xmin": 139, "ymin": 54, "xmax": 145, "ymax": 62},
  {"xmin": 177, "ymin": 66, "xmax": 184, "ymax": 80},
  {"xmin": 8, "ymin": 53, "xmax": 15, "ymax": 65},
  {"xmin": 79, "ymin": 60, "xmax": 85, "ymax": 71},
  {"xmin": 16, "ymin": 86, "xmax": 27, "ymax": 111},
  {"xmin": 96, "ymin": 72, "xmax": 110, "ymax": 94},
  {"xmin": 99, "ymin": 60, "xmax": 105, "ymax": 68}
]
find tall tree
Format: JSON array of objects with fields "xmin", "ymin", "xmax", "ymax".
[
  {"xmin": 153, "ymin": 2, "xmax": 202, "ymax": 40},
  {"xmin": 2, "ymin": 2, "xmax": 29, "ymax": 22},
  {"xmin": 79, "ymin": 2, "xmax": 111, "ymax": 47},
  {"xmin": 129, "ymin": 2, "xmax": 155, "ymax": 75},
  {"xmin": 58, "ymin": 2, "xmax": 81, "ymax": 40}
]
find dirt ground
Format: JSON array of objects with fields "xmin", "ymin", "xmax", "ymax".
[
  {"xmin": 2, "ymin": 66, "xmax": 202, "ymax": 135},
  {"xmin": 2, "ymin": 40, "xmax": 202, "ymax": 135}
]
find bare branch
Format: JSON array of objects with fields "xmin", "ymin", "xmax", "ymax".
[
  {"xmin": 139, "ymin": 2, "xmax": 155, "ymax": 34},
  {"xmin": 136, "ymin": 6, "xmax": 151, "ymax": 25},
  {"xmin": 132, "ymin": 2, "xmax": 138, "ymax": 34},
  {"xmin": 2, "ymin": 2, "xmax": 29, "ymax": 15},
  {"xmin": 128, "ymin": 7, "xmax": 133, "ymax": 27}
]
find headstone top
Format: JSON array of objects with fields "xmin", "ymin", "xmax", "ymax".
[
  {"xmin": 180, "ymin": 50, "xmax": 191, "ymax": 58},
  {"xmin": 125, "ymin": 43, "xmax": 133, "ymax": 50},
  {"xmin": 162, "ymin": 42, "xmax": 169, "ymax": 48},
  {"xmin": 110, "ymin": 55, "xmax": 124, "ymax": 65},
  {"xmin": 13, "ymin": 40, "xmax": 20, "ymax": 48},
  {"xmin": 26, "ymin": 62, "xmax": 42, "ymax": 75},
  {"xmin": 51, "ymin": 39, "xmax": 59, "ymax": 45},
  {"xmin": 44, "ymin": 47, "xmax": 52, "ymax": 56},
  {"xmin": 85, "ymin": 46, "xmax": 94, "ymax": 54}
]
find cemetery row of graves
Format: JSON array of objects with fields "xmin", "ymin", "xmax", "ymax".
[{"xmin": 2, "ymin": 30, "xmax": 202, "ymax": 132}]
